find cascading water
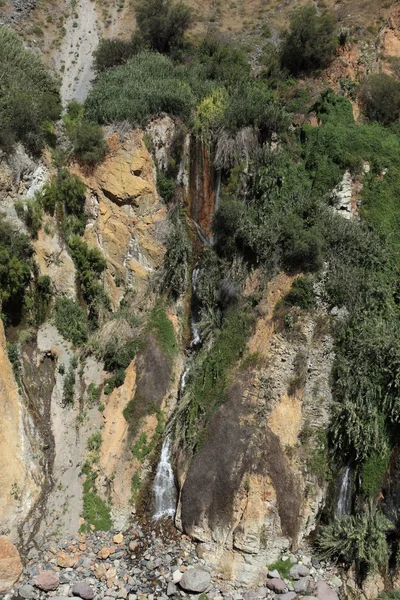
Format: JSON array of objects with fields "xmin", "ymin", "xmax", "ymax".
[
  {"xmin": 190, "ymin": 267, "xmax": 201, "ymax": 347},
  {"xmin": 152, "ymin": 265, "xmax": 201, "ymax": 519},
  {"xmin": 335, "ymin": 465, "xmax": 353, "ymax": 518},
  {"xmin": 153, "ymin": 437, "xmax": 177, "ymax": 520}
]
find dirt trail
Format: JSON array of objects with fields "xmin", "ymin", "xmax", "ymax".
[{"xmin": 56, "ymin": 0, "xmax": 99, "ymax": 106}]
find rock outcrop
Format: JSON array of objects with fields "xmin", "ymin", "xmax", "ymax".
[
  {"xmin": 71, "ymin": 130, "xmax": 168, "ymax": 309},
  {"xmin": 0, "ymin": 321, "xmax": 41, "ymax": 539},
  {"xmin": 177, "ymin": 272, "xmax": 334, "ymax": 585},
  {"xmin": 0, "ymin": 537, "xmax": 23, "ymax": 593}
]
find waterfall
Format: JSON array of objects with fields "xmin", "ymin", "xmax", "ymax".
[
  {"xmin": 153, "ymin": 437, "xmax": 177, "ymax": 520},
  {"xmin": 335, "ymin": 465, "xmax": 353, "ymax": 519},
  {"xmin": 190, "ymin": 267, "xmax": 201, "ymax": 347}
]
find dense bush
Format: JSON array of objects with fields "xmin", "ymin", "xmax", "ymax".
[
  {"xmin": 68, "ymin": 237, "xmax": 107, "ymax": 308},
  {"xmin": 63, "ymin": 102, "xmax": 107, "ymax": 166},
  {"xmin": 136, "ymin": 0, "xmax": 192, "ymax": 53},
  {"xmin": 318, "ymin": 508, "xmax": 393, "ymax": 574},
  {"xmin": 103, "ymin": 338, "xmax": 141, "ymax": 372},
  {"xmin": 85, "ymin": 52, "xmax": 195, "ymax": 124},
  {"xmin": 0, "ymin": 27, "xmax": 60, "ymax": 153},
  {"xmin": 280, "ymin": 6, "xmax": 337, "ymax": 75},
  {"xmin": 72, "ymin": 120, "xmax": 107, "ymax": 166},
  {"xmin": 284, "ymin": 276, "xmax": 315, "ymax": 309},
  {"xmin": 93, "ymin": 35, "xmax": 143, "ymax": 73},
  {"xmin": 162, "ymin": 215, "xmax": 191, "ymax": 297},
  {"xmin": 360, "ymin": 73, "xmax": 400, "ymax": 125},
  {"xmin": 0, "ymin": 217, "xmax": 33, "ymax": 321},
  {"xmin": 54, "ymin": 297, "xmax": 89, "ymax": 346},
  {"xmin": 40, "ymin": 170, "xmax": 87, "ymax": 235},
  {"xmin": 34, "ymin": 275, "xmax": 53, "ymax": 324}
]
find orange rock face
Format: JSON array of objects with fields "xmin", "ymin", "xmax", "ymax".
[{"xmin": 0, "ymin": 537, "xmax": 23, "ymax": 593}]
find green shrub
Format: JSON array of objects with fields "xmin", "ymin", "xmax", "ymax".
[
  {"xmin": 0, "ymin": 27, "xmax": 61, "ymax": 153},
  {"xmin": 267, "ymin": 558, "xmax": 292, "ymax": 580},
  {"xmin": 34, "ymin": 275, "xmax": 53, "ymax": 324},
  {"xmin": 284, "ymin": 277, "xmax": 315, "ymax": 309},
  {"xmin": 360, "ymin": 73, "xmax": 400, "ymax": 125},
  {"xmin": 63, "ymin": 365, "xmax": 76, "ymax": 405},
  {"xmin": 54, "ymin": 297, "xmax": 88, "ymax": 346},
  {"xmin": 93, "ymin": 35, "xmax": 142, "ymax": 73},
  {"xmin": 40, "ymin": 169, "xmax": 87, "ymax": 235},
  {"xmin": 87, "ymin": 383, "xmax": 101, "ymax": 407},
  {"xmin": 73, "ymin": 120, "xmax": 107, "ymax": 165},
  {"xmin": 103, "ymin": 338, "xmax": 141, "ymax": 372},
  {"xmin": 135, "ymin": 0, "xmax": 191, "ymax": 53},
  {"xmin": 162, "ymin": 215, "xmax": 191, "ymax": 297},
  {"xmin": 7, "ymin": 343, "xmax": 21, "ymax": 385},
  {"xmin": 85, "ymin": 52, "xmax": 195, "ymax": 125},
  {"xmin": 183, "ymin": 305, "xmax": 252, "ymax": 441},
  {"xmin": 317, "ymin": 508, "xmax": 393, "ymax": 574},
  {"xmin": 157, "ymin": 169, "xmax": 175, "ymax": 203},
  {"xmin": 0, "ymin": 217, "xmax": 33, "ymax": 322},
  {"xmin": 80, "ymin": 462, "xmax": 112, "ymax": 531},
  {"xmin": 87, "ymin": 431, "xmax": 102, "ymax": 452},
  {"xmin": 147, "ymin": 303, "xmax": 177, "ymax": 360},
  {"xmin": 68, "ymin": 237, "xmax": 107, "ymax": 307},
  {"xmin": 361, "ymin": 450, "xmax": 390, "ymax": 498},
  {"xmin": 280, "ymin": 6, "xmax": 337, "ymax": 75},
  {"xmin": 17, "ymin": 200, "xmax": 43, "ymax": 238},
  {"xmin": 104, "ymin": 369, "xmax": 126, "ymax": 394}
]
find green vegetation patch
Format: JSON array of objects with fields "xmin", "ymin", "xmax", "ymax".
[
  {"xmin": 54, "ymin": 297, "xmax": 88, "ymax": 346},
  {"xmin": 146, "ymin": 303, "xmax": 177, "ymax": 361},
  {"xmin": 184, "ymin": 305, "xmax": 252, "ymax": 441},
  {"xmin": 85, "ymin": 52, "xmax": 195, "ymax": 125},
  {"xmin": 80, "ymin": 462, "xmax": 112, "ymax": 532},
  {"xmin": 267, "ymin": 558, "xmax": 292, "ymax": 580},
  {"xmin": 0, "ymin": 27, "xmax": 60, "ymax": 153}
]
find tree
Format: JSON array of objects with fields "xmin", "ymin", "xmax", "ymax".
[
  {"xmin": 280, "ymin": 6, "xmax": 337, "ymax": 75},
  {"xmin": 136, "ymin": 0, "xmax": 192, "ymax": 53},
  {"xmin": 360, "ymin": 73, "xmax": 400, "ymax": 125}
]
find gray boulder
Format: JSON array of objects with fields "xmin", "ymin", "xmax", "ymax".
[
  {"xmin": 268, "ymin": 570, "xmax": 281, "ymax": 579},
  {"xmin": 294, "ymin": 577, "xmax": 312, "ymax": 594},
  {"xmin": 179, "ymin": 568, "xmax": 211, "ymax": 593},
  {"xmin": 167, "ymin": 582, "xmax": 177, "ymax": 596},
  {"xmin": 289, "ymin": 565, "xmax": 310, "ymax": 580},
  {"xmin": 72, "ymin": 582, "xmax": 95, "ymax": 600},
  {"xmin": 19, "ymin": 584, "xmax": 35, "ymax": 599},
  {"xmin": 266, "ymin": 579, "xmax": 287, "ymax": 593},
  {"xmin": 274, "ymin": 594, "xmax": 296, "ymax": 600}
]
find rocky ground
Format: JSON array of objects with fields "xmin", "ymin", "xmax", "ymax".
[{"xmin": 0, "ymin": 523, "xmax": 343, "ymax": 600}]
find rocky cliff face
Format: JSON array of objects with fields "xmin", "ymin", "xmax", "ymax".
[
  {"xmin": 0, "ymin": 118, "xmax": 336, "ymax": 589},
  {"xmin": 0, "ymin": 320, "xmax": 42, "ymax": 541},
  {"xmin": 176, "ymin": 272, "xmax": 334, "ymax": 586}
]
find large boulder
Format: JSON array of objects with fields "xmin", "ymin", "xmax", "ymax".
[
  {"xmin": 179, "ymin": 568, "xmax": 211, "ymax": 593},
  {"xmin": 0, "ymin": 537, "xmax": 23, "ymax": 593},
  {"xmin": 35, "ymin": 570, "xmax": 60, "ymax": 591},
  {"xmin": 72, "ymin": 581, "xmax": 95, "ymax": 600},
  {"xmin": 289, "ymin": 564, "xmax": 310, "ymax": 580},
  {"xmin": 266, "ymin": 578, "xmax": 288, "ymax": 593},
  {"xmin": 315, "ymin": 581, "xmax": 339, "ymax": 600}
]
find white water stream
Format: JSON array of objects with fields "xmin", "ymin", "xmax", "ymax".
[
  {"xmin": 153, "ymin": 437, "xmax": 177, "ymax": 520},
  {"xmin": 335, "ymin": 465, "xmax": 352, "ymax": 519}
]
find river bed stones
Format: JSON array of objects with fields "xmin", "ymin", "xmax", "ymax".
[
  {"xmin": 179, "ymin": 567, "xmax": 211, "ymax": 593},
  {"xmin": 35, "ymin": 571, "xmax": 59, "ymax": 591}
]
